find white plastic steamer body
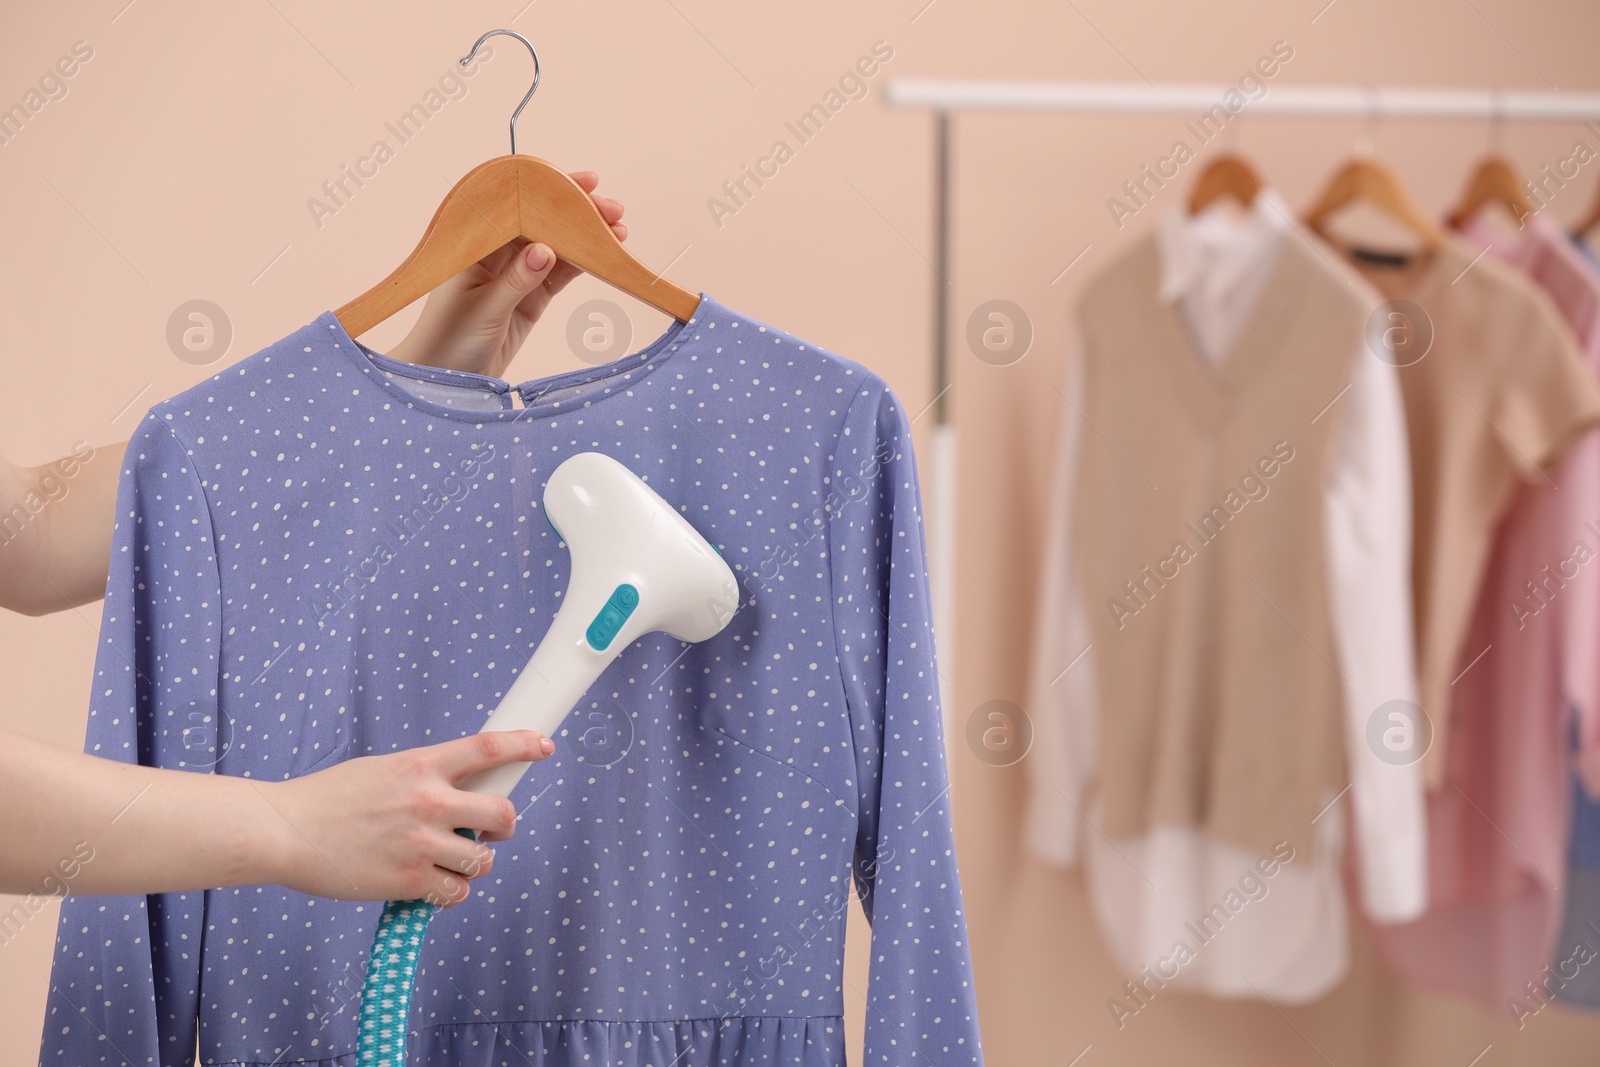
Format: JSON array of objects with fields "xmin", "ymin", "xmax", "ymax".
[{"xmin": 459, "ymin": 452, "xmax": 740, "ymax": 798}]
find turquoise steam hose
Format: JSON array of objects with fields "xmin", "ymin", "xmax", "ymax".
[{"xmin": 354, "ymin": 829, "xmax": 475, "ymax": 1066}]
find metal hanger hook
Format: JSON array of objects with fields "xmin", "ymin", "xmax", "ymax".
[{"xmin": 461, "ymin": 29, "xmax": 540, "ymax": 156}]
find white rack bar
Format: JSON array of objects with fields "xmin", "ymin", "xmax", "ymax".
[{"xmin": 885, "ymin": 79, "xmax": 1600, "ymax": 121}]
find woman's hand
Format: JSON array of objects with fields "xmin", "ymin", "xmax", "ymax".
[
  {"xmin": 269, "ymin": 730, "xmax": 555, "ymax": 906},
  {"xmin": 385, "ymin": 170, "xmax": 627, "ymax": 381}
]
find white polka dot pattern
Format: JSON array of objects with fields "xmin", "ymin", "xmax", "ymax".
[{"xmin": 41, "ymin": 295, "xmax": 984, "ymax": 1066}]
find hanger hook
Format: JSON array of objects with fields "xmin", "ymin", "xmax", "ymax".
[{"xmin": 460, "ymin": 29, "xmax": 540, "ymax": 156}]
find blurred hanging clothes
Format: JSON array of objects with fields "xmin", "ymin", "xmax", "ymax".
[
  {"xmin": 1550, "ymin": 231, "xmax": 1600, "ymax": 1013},
  {"xmin": 1025, "ymin": 189, "xmax": 1427, "ymax": 1004},
  {"xmin": 1349, "ymin": 216, "xmax": 1600, "ymax": 1019},
  {"xmin": 1327, "ymin": 235, "xmax": 1600, "ymax": 794}
]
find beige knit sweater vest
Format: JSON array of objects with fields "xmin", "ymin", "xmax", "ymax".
[{"xmin": 1072, "ymin": 231, "xmax": 1367, "ymax": 859}]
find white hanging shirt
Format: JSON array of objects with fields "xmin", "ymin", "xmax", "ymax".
[{"xmin": 1024, "ymin": 190, "xmax": 1427, "ymax": 1003}]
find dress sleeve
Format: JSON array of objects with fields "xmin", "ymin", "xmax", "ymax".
[
  {"xmin": 41, "ymin": 412, "xmax": 220, "ymax": 1067},
  {"xmin": 829, "ymin": 377, "xmax": 984, "ymax": 1067}
]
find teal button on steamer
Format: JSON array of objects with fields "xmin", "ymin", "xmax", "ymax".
[{"xmin": 353, "ymin": 452, "xmax": 738, "ymax": 1065}]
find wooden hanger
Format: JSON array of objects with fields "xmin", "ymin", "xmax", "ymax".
[
  {"xmin": 335, "ymin": 29, "xmax": 700, "ymax": 340},
  {"xmin": 1188, "ymin": 154, "xmax": 1264, "ymax": 214},
  {"xmin": 1303, "ymin": 157, "xmax": 1445, "ymax": 247},
  {"xmin": 1447, "ymin": 155, "xmax": 1534, "ymax": 230}
]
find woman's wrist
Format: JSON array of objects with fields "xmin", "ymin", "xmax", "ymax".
[{"xmin": 220, "ymin": 776, "xmax": 304, "ymax": 891}]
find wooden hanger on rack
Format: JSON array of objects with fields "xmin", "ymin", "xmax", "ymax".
[
  {"xmin": 335, "ymin": 29, "xmax": 700, "ymax": 339},
  {"xmin": 1304, "ymin": 156, "xmax": 1445, "ymax": 247},
  {"xmin": 1447, "ymin": 155, "xmax": 1533, "ymax": 230},
  {"xmin": 1188, "ymin": 154, "xmax": 1264, "ymax": 214},
  {"xmin": 1445, "ymin": 98, "xmax": 1535, "ymax": 234},
  {"xmin": 1449, "ymin": 93, "xmax": 1535, "ymax": 231}
]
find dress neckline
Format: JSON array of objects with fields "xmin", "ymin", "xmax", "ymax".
[{"xmin": 316, "ymin": 293, "xmax": 709, "ymax": 425}]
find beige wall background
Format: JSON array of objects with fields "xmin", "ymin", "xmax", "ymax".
[{"xmin": 3, "ymin": 1, "xmax": 1600, "ymax": 1064}]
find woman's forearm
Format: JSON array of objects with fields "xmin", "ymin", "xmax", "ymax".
[
  {"xmin": 0, "ymin": 731, "xmax": 283, "ymax": 896},
  {"xmin": 0, "ymin": 440, "xmax": 125, "ymax": 615},
  {"xmin": 0, "ymin": 729, "xmax": 548, "ymax": 902}
]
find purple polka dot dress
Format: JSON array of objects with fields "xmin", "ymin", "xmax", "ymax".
[{"xmin": 42, "ymin": 295, "xmax": 984, "ymax": 1067}]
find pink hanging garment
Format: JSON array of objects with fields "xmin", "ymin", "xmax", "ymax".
[{"xmin": 1364, "ymin": 214, "xmax": 1600, "ymax": 1018}]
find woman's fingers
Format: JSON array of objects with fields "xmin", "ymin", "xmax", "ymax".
[
  {"xmin": 426, "ymin": 869, "xmax": 472, "ymax": 908},
  {"xmin": 590, "ymin": 194, "xmax": 625, "ymax": 226},
  {"xmin": 566, "ymin": 170, "xmax": 626, "ymax": 230},
  {"xmin": 444, "ymin": 791, "xmax": 518, "ymax": 842},
  {"xmin": 436, "ymin": 833, "xmax": 495, "ymax": 880},
  {"xmin": 412, "ymin": 834, "xmax": 492, "ymax": 906},
  {"xmin": 429, "ymin": 731, "xmax": 553, "ymax": 781}
]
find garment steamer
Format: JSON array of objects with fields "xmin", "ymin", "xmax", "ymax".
[{"xmin": 354, "ymin": 452, "xmax": 739, "ymax": 1065}]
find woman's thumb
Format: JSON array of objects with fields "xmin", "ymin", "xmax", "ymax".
[{"xmin": 492, "ymin": 243, "xmax": 556, "ymax": 308}]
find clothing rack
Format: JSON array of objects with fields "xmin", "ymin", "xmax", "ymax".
[
  {"xmin": 886, "ymin": 80, "xmax": 1600, "ymax": 422},
  {"xmin": 885, "ymin": 81, "xmax": 1600, "ymax": 764}
]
